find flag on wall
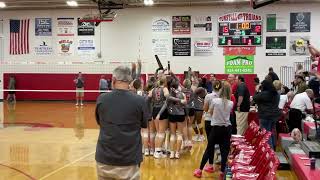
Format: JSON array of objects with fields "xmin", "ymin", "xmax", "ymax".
[{"xmin": 10, "ymin": 19, "xmax": 30, "ymax": 55}]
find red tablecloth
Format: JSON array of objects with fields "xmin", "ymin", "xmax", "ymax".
[
  {"xmin": 292, "ymin": 154, "xmax": 320, "ymax": 180},
  {"xmin": 304, "ymin": 122, "xmax": 316, "ymax": 136}
]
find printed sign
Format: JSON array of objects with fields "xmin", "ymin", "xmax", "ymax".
[
  {"xmin": 194, "ymin": 38, "xmax": 213, "ymax": 56},
  {"xmin": 266, "ymin": 14, "xmax": 287, "ymax": 32},
  {"xmin": 290, "ymin": 12, "xmax": 311, "ymax": 32},
  {"xmin": 152, "ymin": 17, "xmax": 170, "ymax": 33},
  {"xmin": 34, "ymin": 39, "xmax": 53, "ymax": 55},
  {"xmin": 193, "ymin": 16, "xmax": 212, "ymax": 34},
  {"xmin": 35, "ymin": 18, "xmax": 52, "ymax": 36},
  {"xmin": 152, "ymin": 38, "xmax": 169, "ymax": 57},
  {"xmin": 223, "ymin": 47, "xmax": 256, "ymax": 56},
  {"xmin": 77, "ymin": 39, "xmax": 95, "ymax": 55},
  {"xmin": 57, "ymin": 39, "xmax": 74, "ymax": 56},
  {"xmin": 225, "ymin": 56, "xmax": 254, "ymax": 74},
  {"xmin": 266, "ymin": 36, "xmax": 287, "ymax": 56},
  {"xmin": 218, "ymin": 12, "xmax": 262, "ymax": 22},
  {"xmin": 78, "ymin": 19, "xmax": 95, "ymax": 36},
  {"xmin": 173, "ymin": 38, "xmax": 191, "ymax": 56},
  {"xmin": 172, "ymin": 16, "xmax": 191, "ymax": 35},
  {"xmin": 57, "ymin": 18, "xmax": 75, "ymax": 36},
  {"xmin": 289, "ymin": 36, "xmax": 310, "ymax": 56}
]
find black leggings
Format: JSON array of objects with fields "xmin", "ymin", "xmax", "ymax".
[
  {"xmin": 288, "ymin": 109, "xmax": 304, "ymax": 132},
  {"xmin": 199, "ymin": 126, "xmax": 232, "ymax": 172},
  {"xmin": 204, "ymin": 121, "xmax": 214, "ymax": 165}
]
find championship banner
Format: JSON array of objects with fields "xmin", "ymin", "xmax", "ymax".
[
  {"xmin": 223, "ymin": 47, "xmax": 256, "ymax": 56},
  {"xmin": 77, "ymin": 39, "xmax": 95, "ymax": 55},
  {"xmin": 173, "ymin": 38, "xmax": 191, "ymax": 56},
  {"xmin": 35, "ymin": 18, "xmax": 52, "ymax": 36},
  {"xmin": 225, "ymin": 56, "xmax": 254, "ymax": 74},
  {"xmin": 266, "ymin": 14, "xmax": 287, "ymax": 32},
  {"xmin": 78, "ymin": 18, "xmax": 95, "ymax": 36},
  {"xmin": 57, "ymin": 39, "xmax": 74, "ymax": 56},
  {"xmin": 152, "ymin": 17, "xmax": 170, "ymax": 33},
  {"xmin": 289, "ymin": 36, "xmax": 310, "ymax": 56},
  {"xmin": 194, "ymin": 38, "xmax": 213, "ymax": 56},
  {"xmin": 193, "ymin": 16, "xmax": 212, "ymax": 34},
  {"xmin": 266, "ymin": 36, "xmax": 286, "ymax": 56},
  {"xmin": 152, "ymin": 38, "xmax": 170, "ymax": 58},
  {"xmin": 34, "ymin": 38, "xmax": 53, "ymax": 55},
  {"xmin": 57, "ymin": 18, "xmax": 75, "ymax": 36},
  {"xmin": 172, "ymin": 16, "xmax": 191, "ymax": 35},
  {"xmin": 290, "ymin": 12, "xmax": 311, "ymax": 32}
]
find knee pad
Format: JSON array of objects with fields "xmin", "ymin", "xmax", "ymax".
[
  {"xmin": 170, "ymin": 134, "xmax": 176, "ymax": 142},
  {"xmin": 198, "ymin": 123, "xmax": 203, "ymax": 129},
  {"xmin": 176, "ymin": 133, "xmax": 183, "ymax": 141},
  {"xmin": 150, "ymin": 133, "xmax": 155, "ymax": 139},
  {"xmin": 142, "ymin": 132, "xmax": 148, "ymax": 138},
  {"xmin": 156, "ymin": 132, "xmax": 165, "ymax": 139}
]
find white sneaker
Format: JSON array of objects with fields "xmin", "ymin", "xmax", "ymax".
[
  {"xmin": 153, "ymin": 151, "xmax": 162, "ymax": 159},
  {"xmin": 149, "ymin": 149, "xmax": 154, "ymax": 156},
  {"xmin": 175, "ymin": 152, "xmax": 180, "ymax": 159},
  {"xmin": 80, "ymin": 103, "xmax": 84, "ymax": 106},
  {"xmin": 169, "ymin": 151, "xmax": 175, "ymax": 159},
  {"xmin": 192, "ymin": 135, "xmax": 198, "ymax": 141},
  {"xmin": 144, "ymin": 149, "xmax": 150, "ymax": 156},
  {"xmin": 76, "ymin": 103, "xmax": 79, "ymax": 106},
  {"xmin": 198, "ymin": 135, "xmax": 205, "ymax": 142}
]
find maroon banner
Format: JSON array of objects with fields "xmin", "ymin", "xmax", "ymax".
[
  {"xmin": 223, "ymin": 46, "xmax": 256, "ymax": 56},
  {"xmin": 172, "ymin": 16, "xmax": 191, "ymax": 35}
]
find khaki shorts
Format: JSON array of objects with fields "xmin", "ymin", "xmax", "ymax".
[
  {"xmin": 76, "ymin": 88, "xmax": 84, "ymax": 97},
  {"xmin": 96, "ymin": 162, "xmax": 140, "ymax": 180}
]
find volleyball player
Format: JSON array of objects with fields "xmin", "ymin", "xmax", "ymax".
[
  {"xmin": 150, "ymin": 75, "xmax": 169, "ymax": 159},
  {"xmin": 74, "ymin": 72, "xmax": 85, "ymax": 106},
  {"xmin": 193, "ymin": 87, "xmax": 207, "ymax": 142},
  {"xmin": 7, "ymin": 75, "xmax": 16, "ymax": 103}
]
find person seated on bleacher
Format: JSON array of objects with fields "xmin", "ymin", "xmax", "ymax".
[
  {"xmin": 295, "ymin": 75, "xmax": 309, "ymax": 95},
  {"xmin": 288, "ymin": 89, "xmax": 314, "ymax": 132},
  {"xmin": 279, "ymin": 91, "xmax": 294, "ymax": 111}
]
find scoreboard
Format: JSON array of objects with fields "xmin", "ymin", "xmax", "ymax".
[{"xmin": 218, "ymin": 12, "xmax": 263, "ymax": 46}]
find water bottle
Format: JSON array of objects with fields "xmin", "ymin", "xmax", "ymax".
[{"xmin": 311, "ymin": 157, "xmax": 316, "ymax": 170}]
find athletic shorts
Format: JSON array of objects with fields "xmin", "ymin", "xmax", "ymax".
[
  {"xmin": 76, "ymin": 88, "xmax": 84, "ymax": 97},
  {"xmin": 8, "ymin": 91, "xmax": 15, "ymax": 95},
  {"xmin": 152, "ymin": 107, "xmax": 168, "ymax": 120},
  {"xmin": 185, "ymin": 108, "xmax": 195, "ymax": 117},
  {"xmin": 168, "ymin": 114, "xmax": 185, "ymax": 123}
]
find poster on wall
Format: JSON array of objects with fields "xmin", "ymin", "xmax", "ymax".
[
  {"xmin": 57, "ymin": 18, "xmax": 75, "ymax": 36},
  {"xmin": 223, "ymin": 47, "xmax": 256, "ymax": 56},
  {"xmin": 290, "ymin": 12, "xmax": 311, "ymax": 32},
  {"xmin": 57, "ymin": 39, "xmax": 74, "ymax": 56},
  {"xmin": 172, "ymin": 16, "xmax": 191, "ymax": 35},
  {"xmin": 34, "ymin": 38, "xmax": 53, "ymax": 55},
  {"xmin": 194, "ymin": 38, "xmax": 213, "ymax": 56},
  {"xmin": 266, "ymin": 36, "xmax": 287, "ymax": 56},
  {"xmin": 152, "ymin": 38, "xmax": 170, "ymax": 57},
  {"xmin": 289, "ymin": 36, "xmax": 310, "ymax": 56},
  {"xmin": 78, "ymin": 19, "xmax": 95, "ymax": 36},
  {"xmin": 225, "ymin": 56, "xmax": 254, "ymax": 74},
  {"xmin": 77, "ymin": 39, "xmax": 95, "ymax": 55},
  {"xmin": 35, "ymin": 18, "xmax": 52, "ymax": 36},
  {"xmin": 173, "ymin": 38, "xmax": 191, "ymax": 56},
  {"xmin": 266, "ymin": 14, "xmax": 287, "ymax": 32},
  {"xmin": 193, "ymin": 16, "xmax": 212, "ymax": 34},
  {"xmin": 152, "ymin": 17, "xmax": 170, "ymax": 33}
]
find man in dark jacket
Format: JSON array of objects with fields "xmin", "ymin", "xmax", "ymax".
[
  {"xmin": 268, "ymin": 67, "xmax": 279, "ymax": 82},
  {"xmin": 95, "ymin": 66, "xmax": 149, "ymax": 180}
]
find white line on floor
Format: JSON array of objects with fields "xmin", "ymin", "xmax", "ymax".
[{"xmin": 38, "ymin": 151, "xmax": 95, "ymax": 180}]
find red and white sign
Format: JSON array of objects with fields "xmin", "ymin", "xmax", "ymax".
[
  {"xmin": 218, "ymin": 12, "xmax": 262, "ymax": 22},
  {"xmin": 223, "ymin": 46, "xmax": 256, "ymax": 56}
]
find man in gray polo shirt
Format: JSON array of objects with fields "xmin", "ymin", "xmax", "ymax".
[{"xmin": 95, "ymin": 66, "xmax": 149, "ymax": 180}]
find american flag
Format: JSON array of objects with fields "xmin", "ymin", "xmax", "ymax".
[{"xmin": 10, "ymin": 19, "xmax": 30, "ymax": 55}]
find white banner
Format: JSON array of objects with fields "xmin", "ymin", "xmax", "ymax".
[
  {"xmin": 194, "ymin": 38, "xmax": 213, "ymax": 56},
  {"xmin": 57, "ymin": 18, "xmax": 75, "ymax": 36},
  {"xmin": 152, "ymin": 38, "xmax": 170, "ymax": 58},
  {"xmin": 77, "ymin": 39, "xmax": 95, "ymax": 55},
  {"xmin": 57, "ymin": 39, "xmax": 74, "ymax": 56},
  {"xmin": 152, "ymin": 17, "xmax": 171, "ymax": 33},
  {"xmin": 193, "ymin": 16, "xmax": 213, "ymax": 35},
  {"xmin": 34, "ymin": 38, "xmax": 53, "ymax": 56}
]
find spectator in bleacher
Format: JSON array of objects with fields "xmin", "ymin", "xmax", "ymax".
[
  {"xmin": 268, "ymin": 67, "xmax": 279, "ymax": 82},
  {"xmin": 253, "ymin": 77, "xmax": 260, "ymax": 94},
  {"xmin": 227, "ymin": 74, "xmax": 237, "ymax": 94},
  {"xmin": 279, "ymin": 91, "xmax": 294, "ymax": 111},
  {"xmin": 253, "ymin": 80, "xmax": 281, "ymax": 149},
  {"xmin": 235, "ymin": 75, "xmax": 250, "ymax": 135},
  {"xmin": 295, "ymin": 64, "xmax": 304, "ymax": 76},
  {"xmin": 99, "ymin": 75, "xmax": 108, "ymax": 94},
  {"xmin": 295, "ymin": 75, "xmax": 308, "ymax": 94},
  {"xmin": 273, "ymin": 80, "xmax": 282, "ymax": 94},
  {"xmin": 288, "ymin": 89, "xmax": 314, "ymax": 131},
  {"xmin": 265, "ymin": 74, "xmax": 273, "ymax": 82},
  {"xmin": 206, "ymin": 74, "xmax": 216, "ymax": 93},
  {"xmin": 74, "ymin": 72, "xmax": 85, "ymax": 106}
]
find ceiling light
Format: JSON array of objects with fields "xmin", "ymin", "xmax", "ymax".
[
  {"xmin": 224, "ymin": 0, "xmax": 235, "ymax": 2},
  {"xmin": 67, "ymin": 1, "xmax": 78, "ymax": 7},
  {"xmin": 0, "ymin": 2, "xmax": 6, "ymax": 8},
  {"xmin": 144, "ymin": 0, "xmax": 154, "ymax": 6}
]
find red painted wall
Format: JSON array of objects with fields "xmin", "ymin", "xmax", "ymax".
[{"xmin": 3, "ymin": 73, "xmax": 256, "ymax": 101}]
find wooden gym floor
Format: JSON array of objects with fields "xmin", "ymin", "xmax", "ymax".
[{"xmin": 0, "ymin": 101, "xmax": 297, "ymax": 180}]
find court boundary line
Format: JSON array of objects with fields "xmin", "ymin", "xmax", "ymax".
[
  {"xmin": 38, "ymin": 151, "xmax": 95, "ymax": 180},
  {"xmin": 0, "ymin": 163, "xmax": 37, "ymax": 180}
]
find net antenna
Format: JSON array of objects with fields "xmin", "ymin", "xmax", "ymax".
[
  {"xmin": 79, "ymin": 0, "xmax": 124, "ymax": 26},
  {"xmin": 251, "ymin": 0, "xmax": 280, "ymax": 9}
]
